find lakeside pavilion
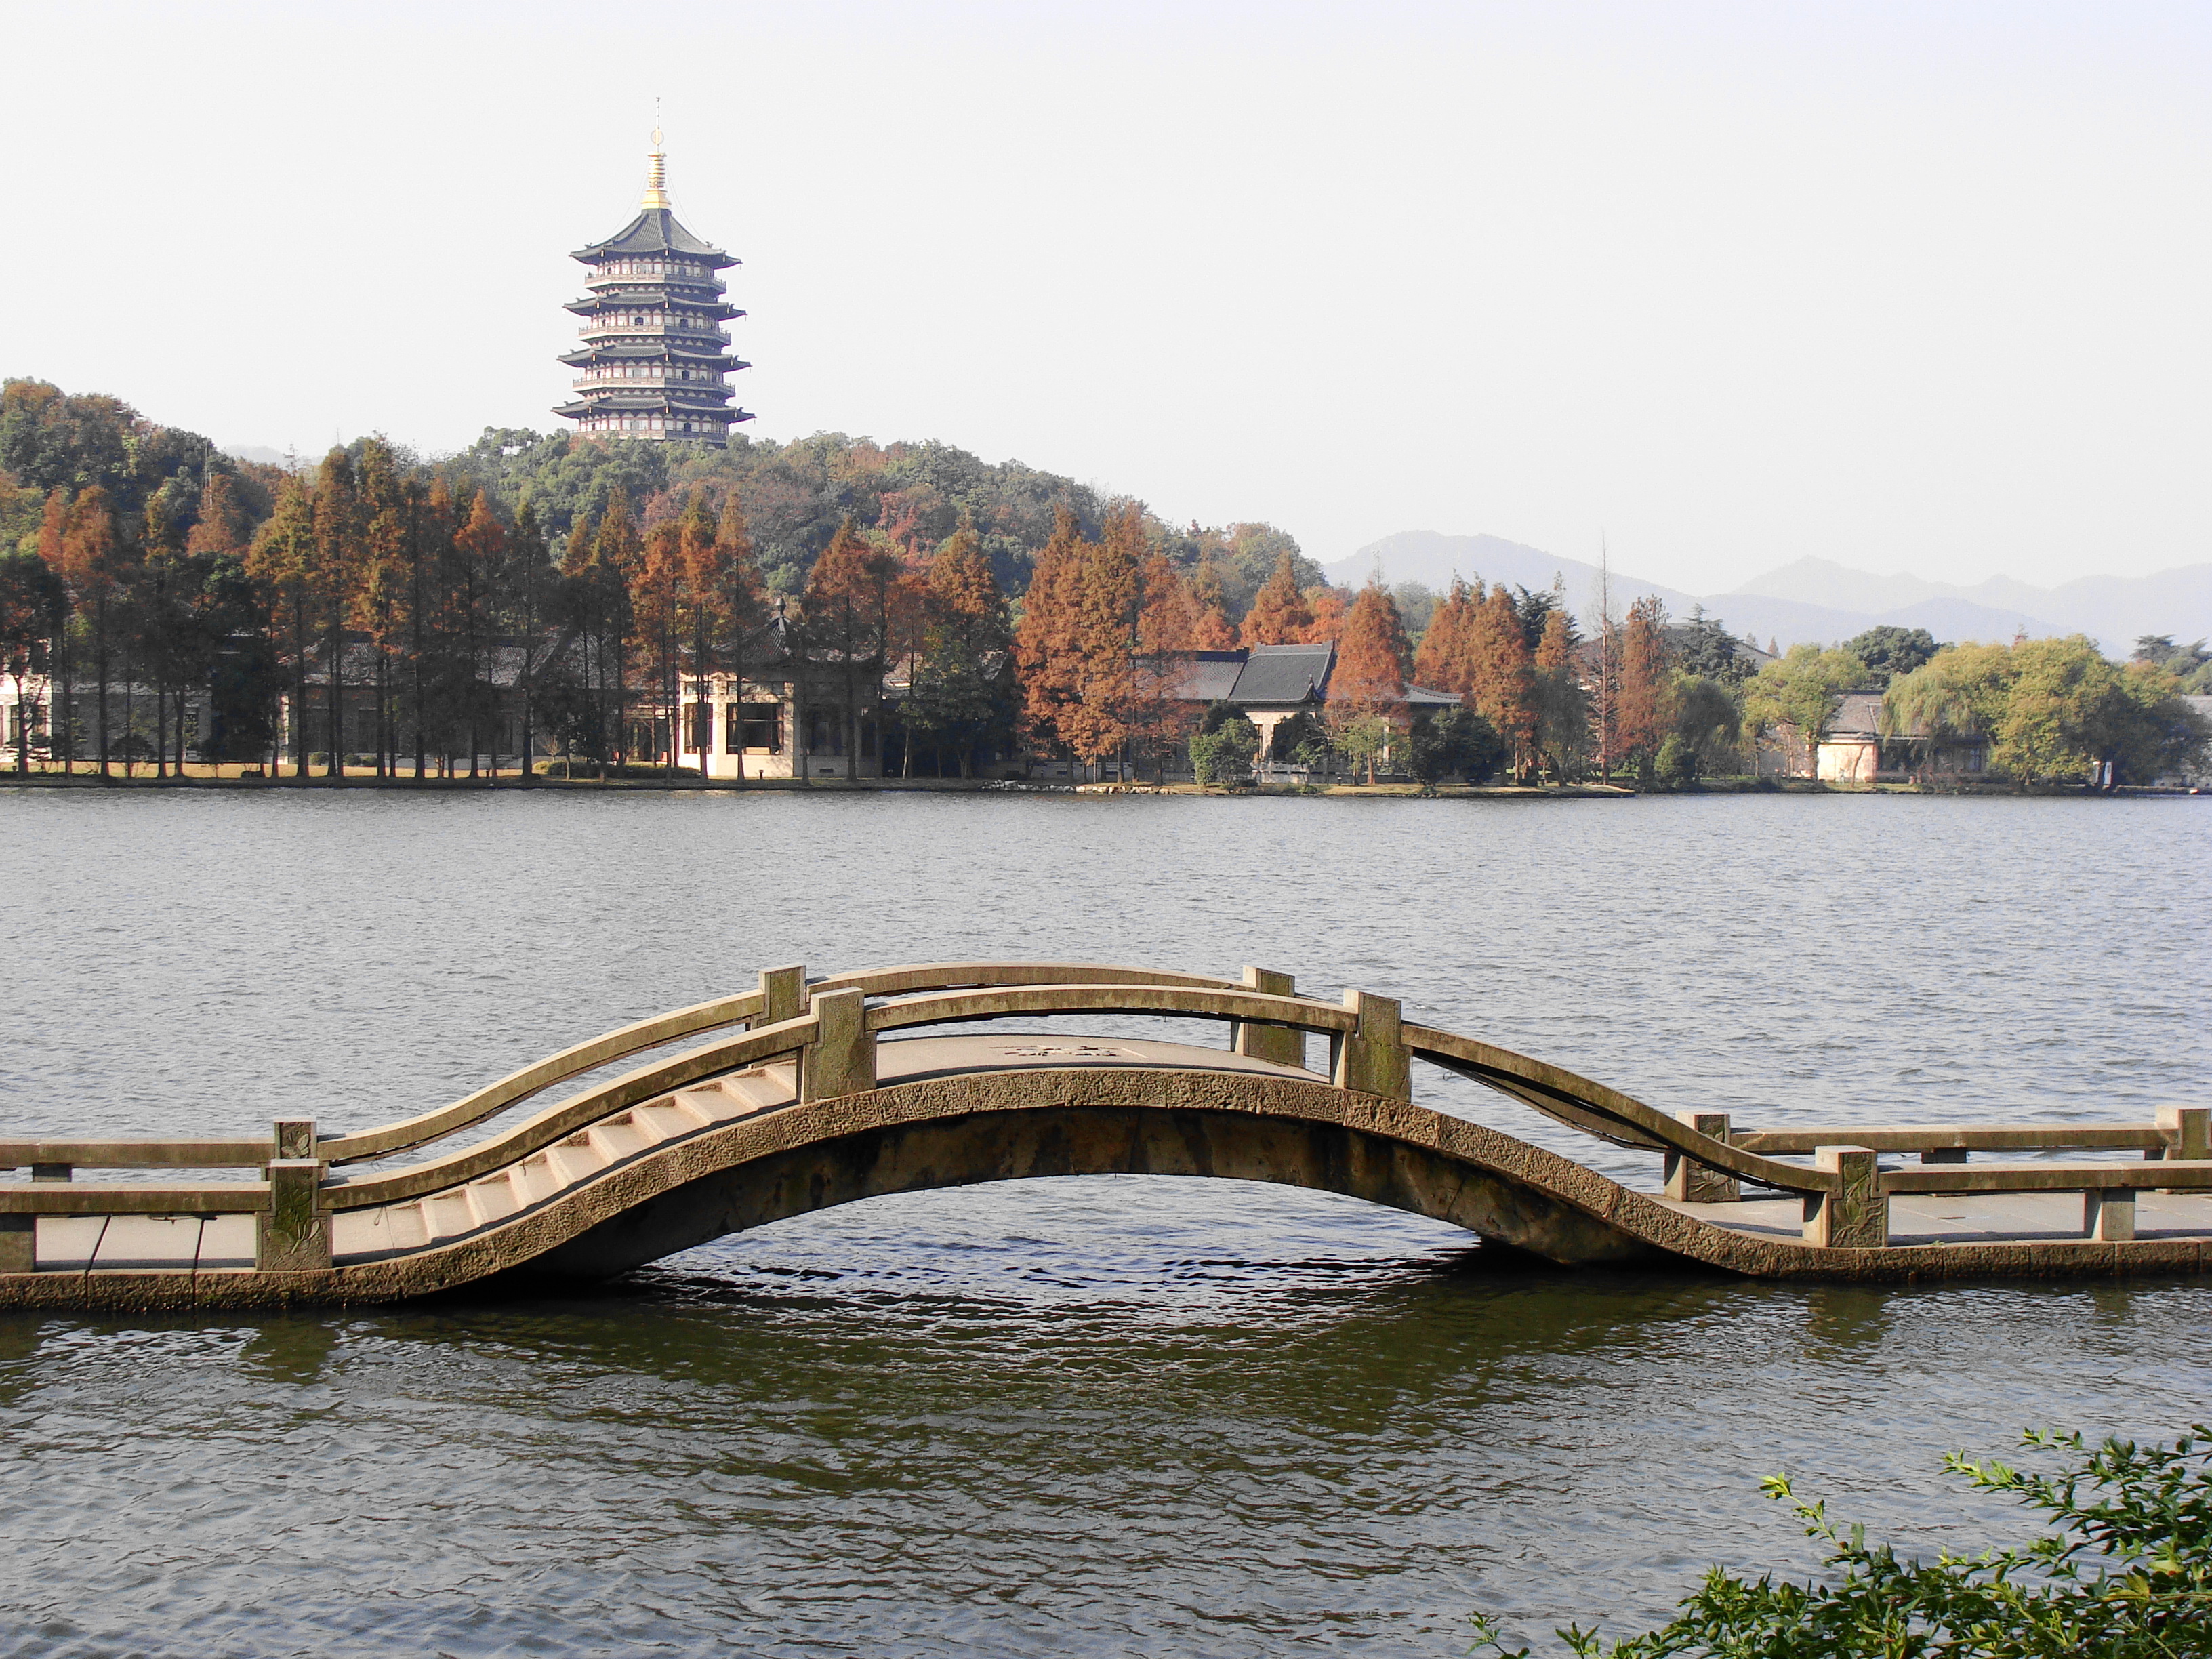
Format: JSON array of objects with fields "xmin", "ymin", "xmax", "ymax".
[{"xmin": 554, "ymin": 129, "xmax": 750, "ymax": 445}]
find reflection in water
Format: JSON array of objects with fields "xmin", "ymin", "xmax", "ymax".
[
  {"xmin": 0, "ymin": 791, "xmax": 2205, "ymax": 1655},
  {"xmin": 2, "ymin": 1177, "xmax": 2205, "ymax": 1657}
]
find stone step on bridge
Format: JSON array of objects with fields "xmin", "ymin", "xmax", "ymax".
[{"xmin": 1, "ymin": 962, "xmax": 2207, "ymax": 1311}]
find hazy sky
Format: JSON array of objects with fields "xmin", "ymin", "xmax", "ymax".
[{"xmin": 2, "ymin": 1, "xmax": 2204, "ymax": 593}]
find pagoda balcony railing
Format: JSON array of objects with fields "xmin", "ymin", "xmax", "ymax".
[
  {"xmin": 587, "ymin": 264, "xmax": 718, "ymax": 284},
  {"xmin": 577, "ymin": 323, "xmax": 729, "ymax": 344},
  {"xmin": 570, "ymin": 374, "xmax": 731, "ymax": 392}
]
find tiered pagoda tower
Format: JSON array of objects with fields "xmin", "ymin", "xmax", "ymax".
[{"xmin": 555, "ymin": 129, "xmax": 750, "ymax": 444}]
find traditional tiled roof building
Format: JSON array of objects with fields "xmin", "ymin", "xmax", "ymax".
[{"xmin": 555, "ymin": 129, "xmax": 751, "ymax": 444}]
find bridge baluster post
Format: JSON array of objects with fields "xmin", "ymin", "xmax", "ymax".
[
  {"xmin": 2086, "ymin": 1187, "xmax": 2137, "ymax": 1242},
  {"xmin": 758, "ymin": 964, "xmax": 807, "ymax": 1027},
  {"xmin": 272, "ymin": 1119, "xmax": 317, "ymax": 1162},
  {"xmin": 2153, "ymin": 1105, "xmax": 2209, "ymax": 1195},
  {"xmin": 1235, "ymin": 967, "xmax": 1305, "ymax": 1068},
  {"xmin": 256, "ymin": 1159, "xmax": 331, "ymax": 1272},
  {"xmin": 0, "ymin": 1215, "xmax": 31, "ymax": 1275},
  {"xmin": 1801, "ymin": 1146, "xmax": 1886, "ymax": 1248},
  {"xmin": 1664, "ymin": 1113, "xmax": 1738, "ymax": 1203},
  {"xmin": 1332, "ymin": 989, "xmax": 1410, "ymax": 1103},
  {"xmin": 802, "ymin": 986, "xmax": 876, "ymax": 1103},
  {"xmin": 2157, "ymin": 1106, "xmax": 2209, "ymax": 1160}
]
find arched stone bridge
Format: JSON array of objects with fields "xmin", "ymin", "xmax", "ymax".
[{"xmin": 3, "ymin": 962, "xmax": 2209, "ymax": 1310}]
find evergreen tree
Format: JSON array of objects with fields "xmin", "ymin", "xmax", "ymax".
[
  {"xmin": 451, "ymin": 489, "xmax": 508, "ymax": 779},
  {"xmin": 906, "ymin": 516, "xmax": 1011, "ymax": 776},
  {"xmin": 701, "ymin": 492, "xmax": 766, "ymax": 782},
  {"xmin": 61, "ymin": 485, "xmax": 130, "ymax": 777},
  {"xmin": 33, "ymin": 490, "xmax": 76, "ymax": 773},
  {"xmin": 309, "ymin": 449, "xmax": 361, "ymax": 780},
  {"xmin": 590, "ymin": 490, "xmax": 642, "ymax": 775},
  {"xmin": 506, "ymin": 503, "xmax": 556, "ymax": 780},
  {"xmin": 1535, "ymin": 607, "xmax": 1575, "ymax": 670},
  {"xmin": 802, "ymin": 518, "xmax": 899, "ymax": 781},
  {"xmin": 185, "ymin": 471, "xmax": 255, "ymax": 560},
  {"xmin": 1188, "ymin": 553, "xmax": 1239, "ymax": 650},
  {"xmin": 0, "ymin": 551, "xmax": 66, "ymax": 773},
  {"xmin": 247, "ymin": 475, "xmax": 316, "ymax": 778}
]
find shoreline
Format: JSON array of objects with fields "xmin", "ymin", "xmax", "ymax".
[{"xmin": 0, "ymin": 770, "xmax": 2196, "ymax": 798}]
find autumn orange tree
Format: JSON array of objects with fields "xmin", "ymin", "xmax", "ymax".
[
  {"xmin": 1303, "ymin": 584, "xmax": 1349, "ymax": 644},
  {"xmin": 636, "ymin": 512, "xmax": 687, "ymax": 777},
  {"xmin": 1412, "ymin": 578, "xmax": 1479, "ymax": 696},
  {"xmin": 1012, "ymin": 506, "xmax": 1088, "ymax": 766},
  {"xmin": 1241, "ymin": 551, "xmax": 1313, "ymax": 645},
  {"xmin": 1058, "ymin": 504, "xmax": 1146, "ymax": 779},
  {"xmin": 1129, "ymin": 543, "xmax": 1202, "ymax": 781},
  {"xmin": 671, "ymin": 492, "xmax": 719, "ymax": 776},
  {"xmin": 1330, "ymin": 580, "xmax": 1414, "ymax": 783},
  {"xmin": 1616, "ymin": 594, "xmax": 1673, "ymax": 777},
  {"xmin": 1469, "ymin": 583, "xmax": 1536, "ymax": 775}
]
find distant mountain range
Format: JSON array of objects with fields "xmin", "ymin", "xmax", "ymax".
[{"xmin": 1322, "ymin": 533, "xmax": 2212, "ymax": 659}]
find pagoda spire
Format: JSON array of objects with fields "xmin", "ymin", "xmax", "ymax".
[{"xmin": 640, "ymin": 125, "xmax": 671, "ymax": 211}]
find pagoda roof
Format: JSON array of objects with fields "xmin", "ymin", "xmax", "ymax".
[
  {"xmin": 571, "ymin": 209, "xmax": 735, "ymax": 267},
  {"xmin": 559, "ymin": 342, "xmax": 741, "ymax": 365},
  {"xmin": 564, "ymin": 293, "xmax": 740, "ymax": 319},
  {"xmin": 556, "ymin": 389, "xmax": 737, "ymax": 411}
]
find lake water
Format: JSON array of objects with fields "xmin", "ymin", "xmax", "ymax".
[{"xmin": 0, "ymin": 787, "xmax": 2206, "ymax": 1657}]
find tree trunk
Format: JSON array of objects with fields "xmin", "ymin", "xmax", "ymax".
[
  {"xmin": 327, "ymin": 627, "xmax": 344, "ymax": 784},
  {"xmin": 95, "ymin": 600, "xmax": 111, "ymax": 779}
]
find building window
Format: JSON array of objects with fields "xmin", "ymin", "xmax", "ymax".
[
  {"xmin": 685, "ymin": 702, "xmax": 714, "ymax": 755},
  {"xmin": 729, "ymin": 701, "xmax": 782, "ymax": 753}
]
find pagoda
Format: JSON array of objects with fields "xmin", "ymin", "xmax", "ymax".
[{"xmin": 555, "ymin": 129, "xmax": 751, "ymax": 444}]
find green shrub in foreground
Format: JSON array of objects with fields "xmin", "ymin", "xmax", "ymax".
[{"xmin": 1474, "ymin": 1427, "xmax": 2212, "ymax": 1658}]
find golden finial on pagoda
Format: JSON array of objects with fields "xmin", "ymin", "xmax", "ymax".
[{"xmin": 640, "ymin": 123, "xmax": 671, "ymax": 211}]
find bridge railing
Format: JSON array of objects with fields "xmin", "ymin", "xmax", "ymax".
[{"xmin": 3, "ymin": 962, "xmax": 2206, "ymax": 1273}]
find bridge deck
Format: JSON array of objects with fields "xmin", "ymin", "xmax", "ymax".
[{"xmin": 1665, "ymin": 1189, "xmax": 2212, "ymax": 1248}]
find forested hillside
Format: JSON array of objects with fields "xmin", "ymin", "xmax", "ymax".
[{"xmin": 4, "ymin": 378, "xmax": 2203, "ymax": 791}]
